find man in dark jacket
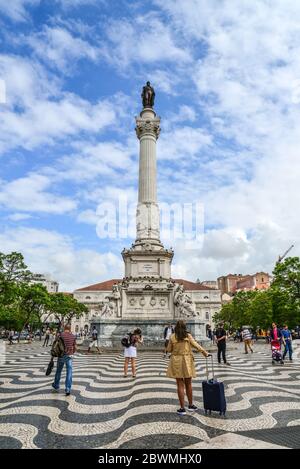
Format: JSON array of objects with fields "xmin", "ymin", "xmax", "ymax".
[
  {"xmin": 52, "ymin": 324, "xmax": 76, "ymax": 396},
  {"xmin": 215, "ymin": 323, "xmax": 230, "ymax": 366}
]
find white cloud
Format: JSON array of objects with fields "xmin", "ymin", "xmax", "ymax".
[
  {"xmin": 149, "ymin": 70, "xmax": 180, "ymax": 96},
  {"xmin": 76, "ymin": 209, "xmax": 98, "ymax": 225},
  {"xmin": 0, "ymin": 55, "xmax": 117, "ymax": 154},
  {"xmin": 101, "ymin": 14, "xmax": 191, "ymax": 69},
  {"xmin": 0, "ymin": 0, "xmax": 39, "ymax": 22},
  {"xmin": 23, "ymin": 26, "xmax": 99, "ymax": 70},
  {"xmin": 0, "ymin": 226, "xmax": 123, "ymax": 291},
  {"xmin": 55, "ymin": 0, "xmax": 99, "ymax": 8},
  {"xmin": 0, "ymin": 174, "xmax": 76, "ymax": 214},
  {"xmin": 55, "ymin": 140, "xmax": 135, "ymax": 183},
  {"xmin": 158, "ymin": 125, "xmax": 212, "ymax": 161},
  {"xmin": 7, "ymin": 213, "xmax": 33, "ymax": 221},
  {"xmin": 150, "ymin": 0, "xmax": 300, "ymax": 279}
]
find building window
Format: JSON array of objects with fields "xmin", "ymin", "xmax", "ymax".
[
  {"xmin": 205, "ymin": 312, "xmax": 209, "ymax": 320},
  {"xmin": 204, "ymin": 296, "xmax": 209, "ymax": 299},
  {"xmin": 85, "ymin": 296, "xmax": 91, "ymax": 299},
  {"xmin": 262, "ymin": 277, "xmax": 264, "ymax": 282}
]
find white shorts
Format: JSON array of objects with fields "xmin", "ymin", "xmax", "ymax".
[
  {"xmin": 124, "ymin": 346, "xmax": 137, "ymax": 358},
  {"xmin": 90, "ymin": 340, "xmax": 98, "ymax": 347}
]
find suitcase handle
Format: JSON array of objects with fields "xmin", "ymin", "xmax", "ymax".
[{"xmin": 205, "ymin": 354, "xmax": 215, "ymax": 381}]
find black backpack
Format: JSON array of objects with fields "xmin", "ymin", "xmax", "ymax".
[
  {"xmin": 51, "ymin": 336, "xmax": 65, "ymax": 357},
  {"xmin": 121, "ymin": 333, "xmax": 133, "ymax": 348}
]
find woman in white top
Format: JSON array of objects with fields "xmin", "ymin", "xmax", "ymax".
[{"xmin": 124, "ymin": 328, "xmax": 143, "ymax": 378}]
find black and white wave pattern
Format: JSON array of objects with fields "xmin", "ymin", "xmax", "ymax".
[{"xmin": 0, "ymin": 341, "xmax": 300, "ymax": 449}]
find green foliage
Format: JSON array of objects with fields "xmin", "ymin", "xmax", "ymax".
[
  {"xmin": 48, "ymin": 293, "xmax": 88, "ymax": 326},
  {"xmin": 272, "ymin": 257, "xmax": 300, "ymax": 327},
  {"xmin": 216, "ymin": 257, "xmax": 300, "ymax": 330}
]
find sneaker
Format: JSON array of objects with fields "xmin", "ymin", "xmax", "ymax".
[
  {"xmin": 225, "ymin": 362, "xmax": 230, "ymax": 366},
  {"xmin": 65, "ymin": 391, "xmax": 70, "ymax": 396},
  {"xmin": 188, "ymin": 404, "xmax": 198, "ymax": 412},
  {"xmin": 177, "ymin": 407, "xmax": 186, "ymax": 415},
  {"xmin": 51, "ymin": 384, "xmax": 59, "ymax": 393}
]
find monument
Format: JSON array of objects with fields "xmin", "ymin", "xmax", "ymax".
[{"xmin": 73, "ymin": 83, "xmax": 220, "ymax": 346}]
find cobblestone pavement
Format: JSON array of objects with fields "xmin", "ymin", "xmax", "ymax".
[{"xmin": 0, "ymin": 339, "xmax": 300, "ymax": 449}]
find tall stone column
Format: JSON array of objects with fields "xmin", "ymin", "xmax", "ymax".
[{"xmin": 135, "ymin": 108, "xmax": 161, "ymax": 245}]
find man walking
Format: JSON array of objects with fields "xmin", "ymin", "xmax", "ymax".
[
  {"xmin": 282, "ymin": 325, "xmax": 293, "ymax": 361},
  {"xmin": 215, "ymin": 323, "xmax": 230, "ymax": 365},
  {"xmin": 43, "ymin": 328, "xmax": 51, "ymax": 347},
  {"xmin": 88, "ymin": 326, "xmax": 101, "ymax": 354},
  {"xmin": 242, "ymin": 327, "xmax": 254, "ymax": 354},
  {"xmin": 8, "ymin": 330, "xmax": 14, "ymax": 345},
  {"xmin": 52, "ymin": 324, "xmax": 76, "ymax": 396}
]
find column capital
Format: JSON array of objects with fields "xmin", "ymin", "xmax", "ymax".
[{"xmin": 135, "ymin": 115, "xmax": 161, "ymax": 140}]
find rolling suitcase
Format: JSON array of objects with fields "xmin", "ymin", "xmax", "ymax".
[{"xmin": 202, "ymin": 355, "xmax": 226, "ymax": 416}]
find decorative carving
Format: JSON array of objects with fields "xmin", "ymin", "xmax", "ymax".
[
  {"xmin": 150, "ymin": 296, "xmax": 156, "ymax": 307},
  {"xmin": 135, "ymin": 117, "xmax": 161, "ymax": 139},
  {"xmin": 160, "ymin": 298, "xmax": 166, "ymax": 306},
  {"xmin": 144, "ymin": 284, "xmax": 153, "ymax": 290},
  {"xmin": 129, "ymin": 298, "xmax": 136, "ymax": 306},
  {"xmin": 99, "ymin": 283, "xmax": 122, "ymax": 318},
  {"xmin": 174, "ymin": 284, "xmax": 196, "ymax": 318},
  {"xmin": 139, "ymin": 297, "xmax": 146, "ymax": 307},
  {"xmin": 100, "ymin": 298, "xmax": 115, "ymax": 317}
]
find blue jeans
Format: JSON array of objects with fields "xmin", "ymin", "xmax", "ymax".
[
  {"xmin": 283, "ymin": 340, "xmax": 293, "ymax": 360},
  {"xmin": 53, "ymin": 355, "xmax": 73, "ymax": 392}
]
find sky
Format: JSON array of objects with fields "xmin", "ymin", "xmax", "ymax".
[{"xmin": 0, "ymin": 0, "xmax": 299, "ymax": 291}]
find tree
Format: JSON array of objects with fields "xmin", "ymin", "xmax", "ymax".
[
  {"xmin": 0, "ymin": 252, "xmax": 34, "ymax": 330},
  {"xmin": 48, "ymin": 293, "xmax": 87, "ymax": 327},
  {"xmin": 272, "ymin": 257, "xmax": 300, "ymax": 327},
  {"xmin": 0, "ymin": 252, "xmax": 33, "ymax": 285},
  {"xmin": 248, "ymin": 290, "xmax": 273, "ymax": 331},
  {"xmin": 17, "ymin": 283, "xmax": 50, "ymax": 334},
  {"xmin": 215, "ymin": 290, "xmax": 270, "ymax": 331}
]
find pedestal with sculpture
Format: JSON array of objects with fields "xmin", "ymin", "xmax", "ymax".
[{"xmin": 84, "ymin": 83, "xmax": 208, "ymax": 347}]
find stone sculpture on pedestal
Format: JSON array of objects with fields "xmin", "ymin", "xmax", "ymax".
[
  {"xmin": 89, "ymin": 83, "xmax": 206, "ymax": 346},
  {"xmin": 174, "ymin": 284, "xmax": 196, "ymax": 318}
]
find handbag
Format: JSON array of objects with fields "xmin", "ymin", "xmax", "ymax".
[{"xmin": 45, "ymin": 357, "xmax": 54, "ymax": 376}]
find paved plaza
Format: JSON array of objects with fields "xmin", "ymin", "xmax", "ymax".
[{"xmin": 0, "ymin": 340, "xmax": 300, "ymax": 449}]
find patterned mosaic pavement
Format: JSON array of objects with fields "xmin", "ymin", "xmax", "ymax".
[{"xmin": 0, "ymin": 340, "xmax": 300, "ymax": 449}]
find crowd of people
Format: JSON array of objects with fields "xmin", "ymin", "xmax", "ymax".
[{"xmin": 2, "ymin": 319, "xmax": 297, "ymax": 415}]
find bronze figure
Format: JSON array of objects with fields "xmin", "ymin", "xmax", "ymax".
[{"xmin": 141, "ymin": 81, "xmax": 155, "ymax": 108}]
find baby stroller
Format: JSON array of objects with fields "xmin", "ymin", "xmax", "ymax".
[{"xmin": 271, "ymin": 339, "xmax": 284, "ymax": 365}]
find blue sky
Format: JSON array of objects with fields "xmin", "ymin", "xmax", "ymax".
[{"xmin": 0, "ymin": 0, "xmax": 299, "ymax": 290}]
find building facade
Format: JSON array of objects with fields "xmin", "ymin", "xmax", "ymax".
[
  {"xmin": 30, "ymin": 274, "xmax": 59, "ymax": 293},
  {"xmin": 218, "ymin": 272, "xmax": 271, "ymax": 295},
  {"xmin": 235, "ymin": 272, "xmax": 271, "ymax": 292},
  {"xmin": 73, "ymin": 278, "xmax": 222, "ymax": 336}
]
